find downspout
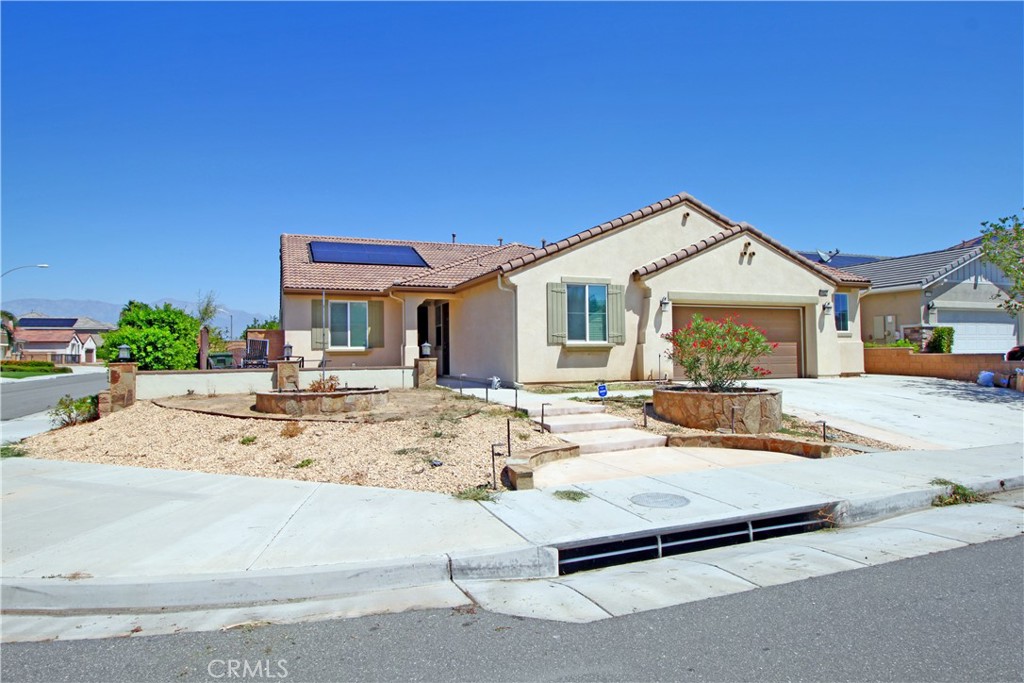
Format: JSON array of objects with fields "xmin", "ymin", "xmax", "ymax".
[
  {"xmin": 321, "ymin": 290, "xmax": 326, "ymax": 382},
  {"xmin": 496, "ymin": 273, "xmax": 518, "ymax": 384},
  {"xmin": 388, "ymin": 289, "xmax": 407, "ymax": 369},
  {"xmin": 633, "ymin": 275, "xmax": 653, "ymax": 380}
]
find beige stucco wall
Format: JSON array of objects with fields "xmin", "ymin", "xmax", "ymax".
[
  {"xmin": 281, "ymin": 294, "xmax": 403, "ymax": 366},
  {"xmin": 645, "ymin": 235, "xmax": 861, "ymax": 378},
  {"xmin": 447, "ymin": 278, "xmax": 516, "ymax": 381},
  {"xmin": 506, "ymin": 203, "xmax": 862, "ymax": 382},
  {"xmin": 857, "ymin": 290, "xmax": 923, "ymax": 341}
]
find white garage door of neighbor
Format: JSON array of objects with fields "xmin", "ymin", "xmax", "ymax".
[
  {"xmin": 672, "ymin": 306, "xmax": 801, "ymax": 379},
  {"xmin": 937, "ymin": 309, "xmax": 1018, "ymax": 354}
]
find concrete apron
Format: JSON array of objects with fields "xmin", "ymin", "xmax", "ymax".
[{"xmin": 2, "ymin": 444, "xmax": 1022, "ymax": 642}]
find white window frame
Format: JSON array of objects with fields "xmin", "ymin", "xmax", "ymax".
[
  {"xmin": 566, "ymin": 283, "xmax": 608, "ymax": 343},
  {"xmin": 833, "ymin": 293, "xmax": 850, "ymax": 332},
  {"xmin": 328, "ymin": 300, "xmax": 369, "ymax": 349}
]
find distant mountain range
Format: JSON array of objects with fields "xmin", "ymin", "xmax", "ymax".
[{"xmin": 1, "ymin": 298, "xmax": 273, "ymax": 338}]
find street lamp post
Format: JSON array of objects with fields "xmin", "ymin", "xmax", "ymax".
[
  {"xmin": 217, "ymin": 308, "xmax": 233, "ymax": 340},
  {"xmin": 1, "ymin": 264, "xmax": 49, "ymax": 278}
]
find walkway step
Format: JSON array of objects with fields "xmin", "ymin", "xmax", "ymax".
[
  {"xmin": 557, "ymin": 428, "xmax": 667, "ymax": 454},
  {"xmin": 538, "ymin": 413, "xmax": 635, "ymax": 434},
  {"xmin": 523, "ymin": 402, "xmax": 605, "ymax": 418}
]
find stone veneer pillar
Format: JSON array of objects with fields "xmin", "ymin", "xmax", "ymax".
[
  {"xmin": 108, "ymin": 362, "xmax": 138, "ymax": 413},
  {"xmin": 414, "ymin": 358, "xmax": 437, "ymax": 388},
  {"xmin": 272, "ymin": 361, "xmax": 301, "ymax": 391}
]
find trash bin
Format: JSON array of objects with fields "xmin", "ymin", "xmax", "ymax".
[{"xmin": 208, "ymin": 352, "xmax": 235, "ymax": 369}]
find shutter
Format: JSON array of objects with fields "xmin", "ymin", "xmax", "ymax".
[
  {"xmin": 546, "ymin": 283, "xmax": 567, "ymax": 345},
  {"xmin": 367, "ymin": 300, "xmax": 385, "ymax": 348},
  {"xmin": 608, "ymin": 284, "xmax": 626, "ymax": 344},
  {"xmin": 311, "ymin": 299, "xmax": 327, "ymax": 350}
]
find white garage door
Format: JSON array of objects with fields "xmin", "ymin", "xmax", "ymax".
[{"xmin": 937, "ymin": 310, "xmax": 1018, "ymax": 354}]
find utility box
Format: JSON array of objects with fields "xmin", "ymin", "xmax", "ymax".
[{"xmin": 208, "ymin": 352, "xmax": 235, "ymax": 369}]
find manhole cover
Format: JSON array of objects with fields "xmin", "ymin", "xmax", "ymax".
[{"xmin": 629, "ymin": 492, "xmax": 690, "ymax": 508}]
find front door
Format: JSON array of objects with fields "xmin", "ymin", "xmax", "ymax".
[{"xmin": 434, "ymin": 302, "xmax": 450, "ymax": 375}]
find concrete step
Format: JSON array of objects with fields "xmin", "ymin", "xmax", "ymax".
[
  {"xmin": 557, "ymin": 428, "xmax": 667, "ymax": 454},
  {"xmin": 537, "ymin": 413, "xmax": 635, "ymax": 434},
  {"xmin": 523, "ymin": 402, "xmax": 605, "ymax": 418}
]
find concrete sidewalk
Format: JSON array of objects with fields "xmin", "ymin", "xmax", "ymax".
[{"xmin": 3, "ymin": 442, "xmax": 1021, "ymax": 640}]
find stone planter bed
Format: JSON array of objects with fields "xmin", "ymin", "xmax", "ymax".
[{"xmin": 653, "ymin": 386, "xmax": 782, "ymax": 434}]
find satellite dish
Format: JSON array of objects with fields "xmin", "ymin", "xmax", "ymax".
[{"xmin": 816, "ymin": 249, "xmax": 832, "ymax": 263}]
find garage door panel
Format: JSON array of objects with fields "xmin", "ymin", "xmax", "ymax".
[
  {"xmin": 937, "ymin": 309, "xmax": 1018, "ymax": 354},
  {"xmin": 672, "ymin": 306, "xmax": 801, "ymax": 379}
]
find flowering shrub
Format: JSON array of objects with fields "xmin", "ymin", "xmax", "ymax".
[{"xmin": 662, "ymin": 314, "xmax": 777, "ymax": 391}]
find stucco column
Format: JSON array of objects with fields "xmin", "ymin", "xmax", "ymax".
[{"xmin": 401, "ymin": 294, "xmax": 428, "ymax": 367}]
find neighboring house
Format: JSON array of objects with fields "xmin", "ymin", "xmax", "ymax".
[
  {"xmin": 279, "ymin": 192, "xmax": 870, "ymax": 384},
  {"xmin": 844, "ymin": 246, "xmax": 1023, "ymax": 353},
  {"xmin": 12, "ymin": 315, "xmax": 114, "ymax": 363},
  {"xmin": 797, "ymin": 250, "xmax": 889, "ymax": 268},
  {"xmin": 0, "ymin": 322, "xmax": 12, "ymax": 360}
]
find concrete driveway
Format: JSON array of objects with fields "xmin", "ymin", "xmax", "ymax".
[{"xmin": 757, "ymin": 375, "xmax": 1023, "ymax": 450}]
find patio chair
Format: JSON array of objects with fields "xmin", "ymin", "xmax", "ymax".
[{"xmin": 242, "ymin": 338, "xmax": 270, "ymax": 368}]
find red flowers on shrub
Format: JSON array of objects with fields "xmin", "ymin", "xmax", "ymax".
[{"xmin": 662, "ymin": 314, "xmax": 777, "ymax": 391}]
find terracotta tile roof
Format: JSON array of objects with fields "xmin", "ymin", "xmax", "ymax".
[
  {"xmin": 498, "ymin": 192, "xmax": 743, "ymax": 275},
  {"xmin": 281, "ymin": 234, "xmax": 535, "ymax": 293},
  {"xmin": 632, "ymin": 224, "xmax": 871, "ymax": 287},
  {"xmin": 14, "ymin": 328, "xmax": 77, "ymax": 344}
]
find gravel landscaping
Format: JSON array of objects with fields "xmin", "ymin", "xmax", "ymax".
[
  {"xmin": 19, "ymin": 388, "xmax": 904, "ymax": 495},
  {"xmin": 21, "ymin": 390, "xmax": 563, "ymax": 494}
]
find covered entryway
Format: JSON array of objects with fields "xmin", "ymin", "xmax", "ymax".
[
  {"xmin": 936, "ymin": 309, "xmax": 1018, "ymax": 354},
  {"xmin": 672, "ymin": 306, "xmax": 802, "ymax": 379}
]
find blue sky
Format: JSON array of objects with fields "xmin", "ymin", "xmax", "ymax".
[{"xmin": 2, "ymin": 2, "xmax": 1021, "ymax": 318}]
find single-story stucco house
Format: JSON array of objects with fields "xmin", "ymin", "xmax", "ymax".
[
  {"xmin": 843, "ymin": 245, "xmax": 1023, "ymax": 353},
  {"xmin": 11, "ymin": 315, "xmax": 112, "ymax": 363},
  {"xmin": 279, "ymin": 192, "xmax": 870, "ymax": 384}
]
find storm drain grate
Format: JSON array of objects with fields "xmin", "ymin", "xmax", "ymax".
[{"xmin": 556, "ymin": 508, "xmax": 834, "ymax": 575}]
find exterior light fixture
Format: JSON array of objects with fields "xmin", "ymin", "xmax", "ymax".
[
  {"xmin": 420, "ymin": 341, "xmax": 432, "ymax": 357},
  {"xmin": 927, "ymin": 301, "xmax": 936, "ymax": 311},
  {"xmin": 822, "ymin": 301, "xmax": 833, "ymax": 314},
  {"xmin": 117, "ymin": 344, "xmax": 131, "ymax": 361},
  {"xmin": 660, "ymin": 296, "xmax": 671, "ymax": 313},
  {"xmin": 283, "ymin": 343, "xmax": 293, "ymax": 359}
]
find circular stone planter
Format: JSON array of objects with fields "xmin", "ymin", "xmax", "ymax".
[
  {"xmin": 652, "ymin": 386, "xmax": 782, "ymax": 434},
  {"xmin": 254, "ymin": 388, "xmax": 389, "ymax": 416}
]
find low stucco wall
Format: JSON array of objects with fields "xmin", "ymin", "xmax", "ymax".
[
  {"xmin": 136, "ymin": 366, "xmax": 415, "ymax": 400},
  {"xmin": 864, "ymin": 348, "xmax": 1023, "ymax": 384}
]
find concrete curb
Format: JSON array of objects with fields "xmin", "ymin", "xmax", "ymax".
[{"xmin": 2, "ymin": 477, "xmax": 1017, "ymax": 618}]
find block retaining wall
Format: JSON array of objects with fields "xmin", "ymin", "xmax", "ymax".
[{"xmin": 864, "ymin": 348, "xmax": 1024, "ymax": 385}]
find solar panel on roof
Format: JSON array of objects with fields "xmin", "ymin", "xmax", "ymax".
[
  {"xmin": 17, "ymin": 318, "xmax": 78, "ymax": 328},
  {"xmin": 309, "ymin": 241, "xmax": 428, "ymax": 267}
]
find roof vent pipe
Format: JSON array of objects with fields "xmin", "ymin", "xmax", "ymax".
[
  {"xmin": 452, "ymin": 233, "xmax": 456, "ymax": 243},
  {"xmin": 498, "ymin": 237, "xmax": 503, "ymax": 246},
  {"xmin": 541, "ymin": 239, "xmax": 547, "ymax": 248}
]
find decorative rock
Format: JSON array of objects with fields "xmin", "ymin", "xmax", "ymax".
[
  {"xmin": 254, "ymin": 388, "xmax": 389, "ymax": 416},
  {"xmin": 653, "ymin": 387, "xmax": 782, "ymax": 434}
]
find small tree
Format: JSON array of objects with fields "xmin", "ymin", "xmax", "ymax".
[
  {"xmin": 98, "ymin": 301, "xmax": 201, "ymax": 370},
  {"xmin": 663, "ymin": 315, "xmax": 777, "ymax": 391},
  {"xmin": 980, "ymin": 212, "xmax": 1023, "ymax": 315}
]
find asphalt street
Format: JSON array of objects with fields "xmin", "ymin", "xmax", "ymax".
[
  {"xmin": 2, "ymin": 536, "xmax": 1020, "ymax": 683},
  {"xmin": 0, "ymin": 372, "xmax": 108, "ymax": 420}
]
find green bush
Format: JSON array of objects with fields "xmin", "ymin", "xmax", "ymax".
[
  {"xmin": 1, "ymin": 360, "xmax": 57, "ymax": 369},
  {"xmin": 98, "ymin": 301, "xmax": 201, "ymax": 370},
  {"xmin": 49, "ymin": 394, "xmax": 99, "ymax": 428},
  {"xmin": 926, "ymin": 327, "xmax": 955, "ymax": 354},
  {"xmin": 864, "ymin": 339, "xmax": 917, "ymax": 351}
]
